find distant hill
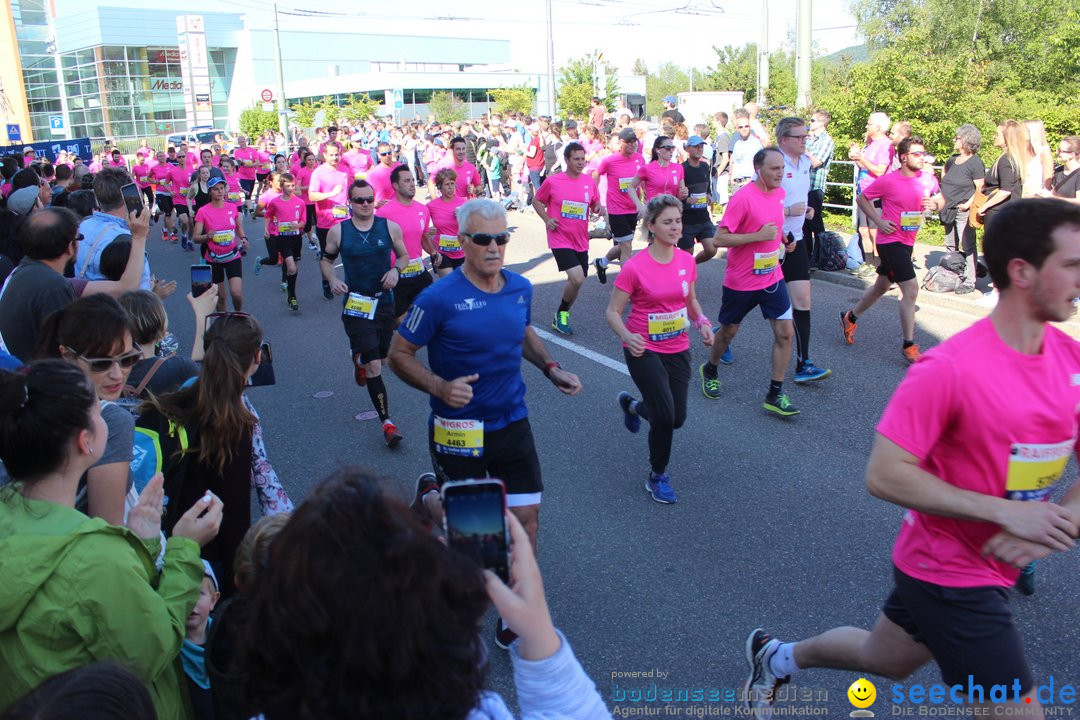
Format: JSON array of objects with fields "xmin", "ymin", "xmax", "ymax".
[{"xmin": 824, "ymin": 44, "xmax": 869, "ymax": 64}]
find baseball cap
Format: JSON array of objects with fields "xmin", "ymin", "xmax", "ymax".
[
  {"xmin": 687, "ymin": 135, "xmax": 706, "ymax": 147},
  {"xmin": 202, "ymin": 560, "xmax": 220, "ymax": 592},
  {"xmin": 565, "ymin": 120, "xmax": 578, "ymax": 130},
  {"xmin": 618, "ymin": 128, "xmax": 638, "ymax": 142},
  {"xmin": 7, "ymin": 186, "xmax": 41, "ymax": 216},
  {"xmin": 207, "ymin": 176, "xmax": 226, "ymax": 189},
  {"xmin": 663, "ymin": 95, "xmax": 677, "ymax": 104}
]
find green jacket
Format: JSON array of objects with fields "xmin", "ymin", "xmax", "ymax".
[{"xmin": 0, "ymin": 494, "xmax": 202, "ymax": 720}]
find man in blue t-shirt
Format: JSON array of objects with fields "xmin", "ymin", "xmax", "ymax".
[{"xmin": 389, "ymin": 199, "xmax": 582, "ymax": 644}]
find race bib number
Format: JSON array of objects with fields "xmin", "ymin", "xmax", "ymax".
[
  {"xmin": 560, "ymin": 200, "xmax": 587, "ymax": 220},
  {"xmin": 899, "ymin": 211, "xmax": 923, "ymax": 232},
  {"xmin": 211, "ymin": 230, "xmax": 235, "ymax": 246},
  {"xmin": 277, "ymin": 221, "xmax": 299, "ymax": 235},
  {"xmin": 753, "ymin": 250, "xmax": 779, "ymax": 275},
  {"xmin": 433, "ymin": 416, "xmax": 484, "ymax": 457},
  {"xmin": 1005, "ymin": 440, "xmax": 1072, "ymax": 502},
  {"xmin": 687, "ymin": 192, "xmax": 707, "ymax": 209},
  {"xmin": 343, "ymin": 292, "xmax": 378, "ymax": 320},
  {"xmin": 227, "ymin": 191, "xmax": 243, "ymax": 203},
  {"xmin": 331, "ymin": 204, "xmax": 349, "ymax": 219},
  {"xmin": 354, "ymin": 171, "xmax": 367, "ymax": 180},
  {"xmin": 618, "ymin": 177, "xmax": 635, "ymax": 192},
  {"xmin": 401, "ymin": 257, "xmax": 424, "ymax": 278},
  {"xmin": 647, "ymin": 308, "xmax": 688, "ymax": 342},
  {"xmin": 438, "ymin": 234, "xmax": 460, "ymax": 253}
]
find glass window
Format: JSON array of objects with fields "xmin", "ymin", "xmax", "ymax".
[
  {"xmin": 18, "ymin": 0, "xmax": 49, "ymax": 25},
  {"xmin": 110, "ymin": 108, "xmax": 133, "ymax": 123},
  {"xmin": 75, "ymin": 49, "xmax": 94, "ymax": 65},
  {"xmin": 102, "ymin": 61, "xmax": 126, "ymax": 77},
  {"xmin": 102, "ymin": 47, "xmax": 125, "ymax": 61}
]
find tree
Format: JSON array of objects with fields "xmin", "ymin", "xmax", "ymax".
[
  {"xmin": 489, "ymin": 85, "xmax": 536, "ymax": 115},
  {"xmin": 339, "ymin": 94, "xmax": 381, "ymax": 125},
  {"xmin": 289, "ymin": 96, "xmax": 333, "ymax": 128},
  {"xmin": 702, "ymin": 44, "xmax": 758, "ymax": 98},
  {"xmin": 557, "ymin": 54, "xmax": 619, "ymax": 117},
  {"xmin": 645, "ymin": 63, "xmax": 688, "ymax": 118},
  {"xmin": 429, "ymin": 91, "xmax": 468, "ymax": 123},
  {"xmin": 631, "ymin": 58, "xmax": 649, "ymax": 76},
  {"xmin": 238, "ymin": 105, "xmax": 278, "ymax": 138}
]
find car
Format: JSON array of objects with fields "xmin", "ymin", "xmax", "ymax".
[{"xmin": 165, "ymin": 128, "xmax": 235, "ymax": 150}]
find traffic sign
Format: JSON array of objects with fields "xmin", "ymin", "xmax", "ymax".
[
  {"xmin": 262, "ymin": 102, "xmax": 274, "ymax": 112},
  {"xmin": 49, "ymin": 116, "xmax": 64, "ymax": 136},
  {"xmin": 260, "ymin": 88, "xmax": 274, "ymax": 103},
  {"xmin": 5, "ymin": 125, "xmax": 19, "ymax": 142}
]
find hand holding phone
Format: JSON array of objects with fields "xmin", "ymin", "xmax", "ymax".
[
  {"xmin": 442, "ymin": 479, "xmax": 509, "ymax": 582},
  {"xmin": 121, "ymin": 182, "xmax": 144, "ymax": 217},
  {"xmin": 190, "ymin": 264, "xmax": 213, "ymax": 298}
]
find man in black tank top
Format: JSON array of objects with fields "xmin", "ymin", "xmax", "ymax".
[
  {"xmin": 321, "ymin": 179, "xmax": 411, "ymax": 448},
  {"xmin": 680, "ymin": 136, "xmax": 718, "ymax": 263}
]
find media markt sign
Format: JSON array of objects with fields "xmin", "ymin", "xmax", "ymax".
[{"xmin": 176, "ymin": 15, "xmax": 214, "ymax": 128}]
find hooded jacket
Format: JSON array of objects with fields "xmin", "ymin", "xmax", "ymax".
[{"xmin": 0, "ymin": 493, "xmax": 202, "ymax": 720}]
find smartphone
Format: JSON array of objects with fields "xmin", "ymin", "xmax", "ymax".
[
  {"xmin": 191, "ymin": 264, "xmax": 212, "ymax": 298},
  {"xmin": 442, "ymin": 479, "xmax": 510, "ymax": 582},
  {"xmin": 248, "ymin": 341, "xmax": 276, "ymax": 387},
  {"xmin": 121, "ymin": 182, "xmax": 143, "ymax": 216}
]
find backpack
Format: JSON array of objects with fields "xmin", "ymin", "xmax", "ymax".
[
  {"xmin": 922, "ymin": 266, "xmax": 962, "ymax": 293},
  {"xmin": 115, "ymin": 353, "xmax": 174, "ymax": 417},
  {"xmin": 812, "ymin": 231, "xmax": 847, "ymax": 272},
  {"xmin": 131, "ymin": 407, "xmax": 196, "ymax": 523},
  {"xmin": 940, "ymin": 251, "xmax": 966, "ymax": 275}
]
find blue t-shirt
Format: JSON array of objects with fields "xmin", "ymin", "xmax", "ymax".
[{"xmin": 398, "ymin": 269, "xmax": 532, "ymax": 431}]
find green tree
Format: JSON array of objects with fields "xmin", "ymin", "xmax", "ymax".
[
  {"xmin": 645, "ymin": 63, "xmax": 688, "ymax": 118},
  {"xmin": 702, "ymin": 44, "xmax": 757, "ymax": 98},
  {"xmin": 289, "ymin": 96, "xmax": 335, "ymax": 128},
  {"xmin": 238, "ymin": 105, "xmax": 278, "ymax": 138},
  {"xmin": 429, "ymin": 91, "xmax": 468, "ymax": 123},
  {"xmin": 339, "ymin": 94, "xmax": 381, "ymax": 125},
  {"xmin": 557, "ymin": 54, "xmax": 619, "ymax": 117},
  {"xmin": 489, "ymin": 85, "xmax": 536, "ymax": 115}
]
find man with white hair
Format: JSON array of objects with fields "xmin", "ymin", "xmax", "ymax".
[{"xmin": 848, "ymin": 112, "xmax": 894, "ymax": 276}]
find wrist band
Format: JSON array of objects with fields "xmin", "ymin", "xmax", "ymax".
[
  {"xmin": 543, "ymin": 361, "xmax": 560, "ymax": 378},
  {"xmin": 694, "ymin": 315, "xmax": 710, "ymax": 330}
]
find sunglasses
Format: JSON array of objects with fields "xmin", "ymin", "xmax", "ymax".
[
  {"xmin": 463, "ymin": 231, "xmax": 511, "ymax": 246},
  {"xmin": 736, "ymin": 125, "xmax": 750, "ymax": 129},
  {"xmin": 907, "ymin": 151, "xmax": 928, "ymax": 157},
  {"xmin": 658, "ymin": 145, "xmax": 674, "ymax": 150},
  {"xmin": 350, "ymin": 196, "xmax": 375, "ymax": 204},
  {"xmin": 378, "ymin": 151, "xmax": 392, "ymax": 156},
  {"xmin": 204, "ymin": 311, "xmax": 253, "ymax": 333},
  {"xmin": 65, "ymin": 346, "xmax": 142, "ymax": 373}
]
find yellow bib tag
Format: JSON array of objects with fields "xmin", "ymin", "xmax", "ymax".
[
  {"xmin": 618, "ymin": 177, "xmax": 635, "ymax": 192},
  {"xmin": 277, "ymin": 221, "xmax": 299, "ymax": 235},
  {"xmin": 343, "ymin": 292, "xmax": 378, "ymax": 319},
  {"xmin": 401, "ymin": 257, "xmax": 424, "ymax": 278},
  {"xmin": 331, "ymin": 204, "xmax": 349, "ymax": 219},
  {"xmin": 1005, "ymin": 440, "xmax": 1072, "ymax": 501},
  {"xmin": 753, "ymin": 250, "xmax": 779, "ymax": 275},
  {"xmin": 647, "ymin": 309, "xmax": 688, "ymax": 341},
  {"xmin": 227, "ymin": 191, "xmax": 243, "ymax": 203},
  {"xmin": 688, "ymin": 192, "xmax": 707, "ymax": 209},
  {"xmin": 212, "ymin": 230, "xmax": 235, "ymax": 245},
  {"xmin": 433, "ymin": 416, "xmax": 484, "ymax": 457},
  {"xmin": 899, "ymin": 211, "xmax": 923, "ymax": 232},
  {"xmin": 354, "ymin": 171, "xmax": 367, "ymax": 180},
  {"xmin": 560, "ymin": 200, "xmax": 587, "ymax": 220},
  {"xmin": 439, "ymin": 234, "xmax": 460, "ymax": 252}
]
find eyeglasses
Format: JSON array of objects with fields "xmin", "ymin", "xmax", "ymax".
[
  {"xmin": 785, "ymin": 134, "xmax": 808, "ymax": 140},
  {"xmin": 65, "ymin": 346, "xmax": 142, "ymax": 373},
  {"xmin": 204, "ymin": 311, "xmax": 253, "ymax": 333},
  {"xmin": 462, "ymin": 231, "xmax": 511, "ymax": 246},
  {"xmin": 658, "ymin": 145, "xmax": 674, "ymax": 150},
  {"xmin": 73, "ymin": 233, "xmax": 84, "ymax": 243},
  {"xmin": 350, "ymin": 196, "xmax": 375, "ymax": 204}
]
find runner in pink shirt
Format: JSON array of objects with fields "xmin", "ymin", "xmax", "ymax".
[
  {"xmin": 745, "ymin": 199, "xmax": 1080, "ymax": 719},
  {"xmin": 842, "ymin": 136, "xmax": 944, "ymax": 363},
  {"xmin": 343, "ymin": 145, "xmax": 374, "ymax": 181},
  {"xmin": 429, "ymin": 136, "xmax": 482, "ymax": 199},
  {"xmin": 131, "ymin": 151, "xmax": 154, "ymax": 216},
  {"xmin": 107, "ymin": 149, "xmax": 127, "ymax": 171},
  {"xmin": 375, "ymin": 165, "xmax": 434, "ymax": 319},
  {"xmin": 317, "ymin": 126, "xmax": 340, "ymax": 157},
  {"xmin": 425, "ymin": 167, "xmax": 467, "ymax": 277},
  {"xmin": 606, "ymin": 194, "xmax": 713, "ymax": 505},
  {"xmin": 295, "ymin": 152, "xmax": 319, "ymax": 251},
  {"xmin": 137, "ymin": 139, "xmax": 154, "ymax": 165},
  {"xmin": 178, "ymin": 144, "xmax": 199, "ymax": 173},
  {"xmin": 261, "ymin": 173, "xmax": 308, "ymax": 310},
  {"xmin": 700, "ymin": 147, "xmax": 802, "ymax": 417},
  {"xmin": 170, "ymin": 162, "xmax": 194, "ymax": 247},
  {"xmin": 220, "ymin": 157, "xmax": 245, "ymax": 211},
  {"xmin": 308, "ymin": 142, "xmax": 351, "ymax": 299},
  {"xmin": 148, "ymin": 151, "xmax": 178, "ymax": 242},
  {"xmin": 233, "ymin": 134, "xmax": 260, "ymax": 210},
  {"xmin": 193, "ymin": 176, "xmax": 249, "ymax": 311},
  {"xmin": 631, "ymin": 137, "xmax": 687, "ymax": 209},
  {"xmin": 594, "ymin": 127, "xmax": 646, "ymax": 273},
  {"xmin": 366, "ymin": 142, "xmax": 400, "ymax": 207},
  {"xmin": 532, "ymin": 142, "xmax": 602, "ymax": 335}
]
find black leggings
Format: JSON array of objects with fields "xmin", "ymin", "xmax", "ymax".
[{"xmin": 624, "ymin": 348, "xmax": 690, "ymax": 475}]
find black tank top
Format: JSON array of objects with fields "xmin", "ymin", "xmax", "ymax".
[
  {"xmin": 340, "ymin": 215, "xmax": 393, "ymax": 297},
  {"xmin": 192, "ymin": 183, "xmax": 212, "ymax": 213},
  {"xmin": 682, "ymin": 160, "xmax": 711, "ymax": 224}
]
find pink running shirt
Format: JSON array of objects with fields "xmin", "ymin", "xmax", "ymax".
[
  {"xmin": 534, "ymin": 172, "xmax": 600, "ymax": 252},
  {"xmin": 426, "ymin": 195, "xmax": 467, "ymax": 259},
  {"xmin": 614, "ymin": 248, "xmax": 698, "ymax": 354},
  {"xmin": 861, "ymin": 170, "xmax": 927, "ymax": 247},
  {"xmin": 309, "ymin": 164, "xmax": 350, "ymax": 230},
  {"xmin": 597, "ymin": 153, "xmax": 646, "ymax": 215},
  {"xmin": 719, "ymin": 182, "xmax": 786, "ymax": 291},
  {"xmin": 637, "ymin": 162, "xmax": 684, "ymax": 202}
]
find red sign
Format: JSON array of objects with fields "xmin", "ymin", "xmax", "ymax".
[
  {"xmin": 155, "ymin": 49, "xmax": 181, "ymax": 64},
  {"xmin": 260, "ymin": 88, "xmax": 274, "ymax": 102}
]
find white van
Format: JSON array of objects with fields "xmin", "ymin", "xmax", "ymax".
[{"xmin": 165, "ymin": 128, "xmax": 235, "ymax": 150}]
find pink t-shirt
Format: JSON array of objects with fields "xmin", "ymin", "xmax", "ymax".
[
  {"xmin": 367, "ymin": 163, "xmax": 399, "ymax": 204},
  {"xmin": 149, "ymin": 164, "xmax": 173, "ymax": 194},
  {"xmin": 438, "ymin": 159, "xmax": 482, "ymax": 198},
  {"xmin": 223, "ymin": 173, "xmax": 244, "ymax": 206},
  {"xmin": 108, "ymin": 158, "xmax": 128, "ymax": 170},
  {"xmin": 582, "ymin": 139, "xmax": 604, "ymax": 175},
  {"xmin": 265, "ymin": 195, "xmax": 306, "ymax": 237},
  {"xmin": 233, "ymin": 147, "xmax": 259, "ymax": 181},
  {"xmin": 861, "ymin": 170, "xmax": 926, "ymax": 247},
  {"xmin": 377, "ymin": 199, "xmax": 431, "ymax": 267},
  {"xmin": 879, "ymin": 318, "xmax": 1080, "ymax": 588},
  {"xmin": 309, "ymin": 163, "xmax": 350, "ymax": 229},
  {"xmin": 195, "ymin": 202, "xmax": 241, "ymax": 263},
  {"xmin": 181, "ymin": 152, "xmax": 199, "ymax": 173},
  {"xmin": 614, "ymin": 248, "xmax": 698, "ymax": 354},
  {"xmin": 720, "ymin": 182, "xmax": 785, "ymax": 291},
  {"xmin": 258, "ymin": 188, "xmax": 281, "ymax": 235},
  {"xmin": 426, "ymin": 195, "xmax": 467, "ymax": 259},
  {"xmin": 169, "ymin": 165, "xmax": 190, "ymax": 205},
  {"xmin": 256, "ymin": 151, "xmax": 272, "ymax": 174},
  {"xmin": 295, "ymin": 166, "xmax": 315, "ymax": 205},
  {"xmin": 597, "ymin": 152, "xmax": 646, "ymax": 214},
  {"xmin": 637, "ymin": 162, "xmax": 684, "ymax": 202},
  {"xmin": 343, "ymin": 149, "xmax": 374, "ymax": 179},
  {"xmin": 859, "ymin": 138, "xmax": 894, "ymax": 192},
  {"xmin": 534, "ymin": 172, "xmax": 600, "ymax": 252},
  {"xmin": 132, "ymin": 163, "xmax": 151, "ymax": 188}
]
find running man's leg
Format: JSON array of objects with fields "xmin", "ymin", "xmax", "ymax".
[{"xmin": 897, "ymin": 277, "xmax": 919, "ymax": 344}]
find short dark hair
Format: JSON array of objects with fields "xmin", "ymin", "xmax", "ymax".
[
  {"xmin": 563, "ymin": 141, "xmax": 585, "ymax": 161},
  {"xmin": 93, "ymin": 167, "xmax": 129, "ymax": 212},
  {"xmin": 349, "ymin": 179, "xmax": 374, "ymax": 198},
  {"xmin": 65, "ymin": 189, "xmax": 98, "ymax": 218},
  {"xmin": 752, "ymin": 147, "xmax": 782, "ymax": 170},
  {"xmin": 11, "ymin": 168, "xmax": 39, "ymax": 192},
  {"xmin": 20, "ymin": 206, "xmax": 80, "ymax": 260},
  {"xmin": 449, "ymin": 136, "xmax": 466, "ymax": 149},
  {"xmin": 389, "ymin": 164, "xmax": 412, "ymax": 186},
  {"xmin": 55, "ymin": 164, "xmax": 73, "ymax": 182},
  {"xmin": 896, "ymin": 136, "xmax": 925, "ymax": 160},
  {"xmin": 98, "ymin": 239, "xmax": 132, "ymax": 282},
  {"xmin": 983, "ymin": 199, "xmax": 1080, "ymax": 290}
]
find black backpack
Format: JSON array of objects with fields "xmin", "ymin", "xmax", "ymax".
[{"xmin": 812, "ymin": 231, "xmax": 847, "ymax": 272}]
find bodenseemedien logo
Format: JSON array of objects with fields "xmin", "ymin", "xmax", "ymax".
[{"xmin": 849, "ymin": 678, "xmax": 877, "ymax": 718}]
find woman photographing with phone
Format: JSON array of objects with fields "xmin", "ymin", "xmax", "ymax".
[
  {"xmin": 193, "ymin": 176, "xmax": 248, "ymax": 312},
  {"xmin": 0, "ymin": 360, "xmax": 223, "ymax": 720},
  {"xmin": 606, "ymin": 194, "xmax": 713, "ymax": 505}
]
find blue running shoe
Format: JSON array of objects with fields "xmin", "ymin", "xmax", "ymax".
[
  {"xmin": 617, "ymin": 391, "xmax": 640, "ymax": 434},
  {"xmin": 253, "ymin": 256, "xmax": 263, "ymax": 276},
  {"xmin": 719, "ymin": 347, "xmax": 734, "ymax": 365},
  {"xmin": 794, "ymin": 361, "xmax": 831, "ymax": 384},
  {"xmin": 645, "ymin": 472, "xmax": 677, "ymax": 504}
]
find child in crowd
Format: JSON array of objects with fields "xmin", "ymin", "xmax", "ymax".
[{"xmin": 182, "ymin": 561, "xmax": 221, "ymax": 720}]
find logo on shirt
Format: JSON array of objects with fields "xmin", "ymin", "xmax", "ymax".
[
  {"xmin": 516, "ymin": 295, "xmax": 526, "ymax": 304},
  {"xmin": 454, "ymin": 297, "xmax": 488, "ymax": 312},
  {"xmin": 1072, "ymin": 374, "xmax": 1080, "ymax": 386}
]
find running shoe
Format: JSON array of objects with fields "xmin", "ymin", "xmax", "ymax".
[
  {"xmin": 902, "ymin": 344, "xmax": 922, "ymax": 364},
  {"xmin": 1015, "ymin": 563, "xmax": 1036, "ymax": 596},
  {"xmin": 699, "ymin": 363, "xmax": 722, "ymax": 400},
  {"xmin": 288, "ymin": 296, "xmax": 299, "ymax": 311},
  {"xmin": 794, "ymin": 361, "xmax": 832, "ymax": 384},
  {"xmin": 719, "ymin": 347, "xmax": 734, "ymax": 365},
  {"xmin": 594, "ymin": 258, "xmax": 607, "ymax": 284},
  {"xmin": 617, "ymin": 391, "xmax": 640, "ymax": 434},
  {"xmin": 307, "ymin": 238, "xmax": 318, "ymax": 251},
  {"xmin": 840, "ymin": 310, "xmax": 857, "ymax": 345},
  {"xmin": 352, "ymin": 352, "xmax": 367, "ymax": 386},
  {"xmin": 322, "ymin": 280, "xmax": 333, "ymax": 300},
  {"xmin": 763, "ymin": 394, "xmax": 800, "ymax": 417},
  {"xmin": 552, "ymin": 310, "xmax": 573, "ymax": 335},
  {"xmin": 280, "ymin": 282, "xmax": 288, "ymax": 293},
  {"xmin": 494, "ymin": 617, "xmax": 518, "ymax": 650},
  {"xmin": 744, "ymin": 628, "xmax": 790, "ymax": 720},
  {"xmin": 382, "ymin": 421, "xmax": 403, "ymax": 448},
  {"xmin": 854, "ymin": 262, "xmax": 876, "ymax": 278},
  {"xmin": 645, "ymin": 472, "xmax": 678, "ymax": 504},
  {"xmin": 410, "ymin": 472, "xmax": 440, "ymax": 531},
  {"xmin": 253, "ymin": 256, "xmax": 263, "ymax": 275}
]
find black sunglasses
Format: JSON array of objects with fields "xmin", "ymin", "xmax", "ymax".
[
  {"xmin": 204, "ymin": 311, "xmax": 253, "ymax": 333},
  {"xmin": 350, "ymin": 196, "xmax": 375, "ymax": 204},
  {"xmin": 462, "ymin": 232, "xmax": 511, "ymax": 246}
]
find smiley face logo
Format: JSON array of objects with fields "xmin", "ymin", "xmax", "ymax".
[{"xmin": 848, "ymin": 678, "xmax": 876, "ymax": 709}]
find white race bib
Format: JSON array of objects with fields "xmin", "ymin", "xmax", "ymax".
[{"xmin": 343, "ymin": 292, "xmax": 378, "ymax": 319}]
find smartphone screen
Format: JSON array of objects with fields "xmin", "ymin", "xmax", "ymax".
[
  {"xmin": 442, "ymin": 479, "xmax": 509, "ymax": 582},
  {"xmin": 121, "ymin": 182, "xmax": 143, "ymax": 216},
  {"xmin": 191, "ymin": 264, "xmax": 212, "ymax": 298}
]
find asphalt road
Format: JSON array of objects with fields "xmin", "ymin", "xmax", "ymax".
[{"xmin": 147, "ymin": 205, "xmax": 1080, "ymax": 718}]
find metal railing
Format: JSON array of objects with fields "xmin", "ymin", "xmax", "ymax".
[{"xmin": 822, "ymin": 159, "xmax": 943, "ymax": 229}]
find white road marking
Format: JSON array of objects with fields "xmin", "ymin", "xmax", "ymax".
[{"xmin": 532, "ymin": 326, "xmax": 629, "ymax": 376}]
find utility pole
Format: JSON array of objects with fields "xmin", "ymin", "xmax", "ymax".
[
  {"xmin": 273, "ymin": 3, "xmax": 288, "ymax": 142},
  {"xmin": 545, "ymin": 0, "xmax": 556, "ymax": 115},
  {"xmin": 796, "ymin": 0, "xmax": 812, "ymax": 109},
  {"xmin": 757, "ymin": 0, "xmax": 769, "ymax": 104}
]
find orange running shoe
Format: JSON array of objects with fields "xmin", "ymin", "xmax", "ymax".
[
  {"xmin": 902, "ymin": 344, "xmax": 922, "ymax": 364},
  {"xmin": 840, "ymin": 310, "xmax": 857, "ymax": 345}
]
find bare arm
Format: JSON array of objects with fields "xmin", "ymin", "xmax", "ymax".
[
  {"xmin": 522, "ymin": 327, "xmax": 581, "ymax": 395},
  {"xmin": 83, "ymin": 210, "xmax": 150, "ymax": 297},
  {"xmin": 713, "ymin": 222, "xmax": 777, "ymax": 248},
  {"xmin": 86, "ymin": 462, "xmax": 128, "ymax": 526}
]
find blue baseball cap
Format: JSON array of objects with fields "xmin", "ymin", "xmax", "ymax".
[
  {"xmin": 687, "ymin": 135, "xmax": 706, "ymax": 147},
  {"xmin": 207, "ymin": 176, "xmax": 226, "ymax": 189}
]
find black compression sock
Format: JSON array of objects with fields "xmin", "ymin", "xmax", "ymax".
[
  {"xmin": 903, "ymin": 340, "xmax": 915, "ymax": 349},
  {"xmin": 367, "ymin": 375, "xmax": 389, "ymax": 421},
  {"xmin": 558, "ymin": 299, "xmax": 572, "ymax": 313},
  {"xmin": 793, "ymin": 309, "xmax": 811, "ymax": 365},
  {"xmin": 848, "ymin": 311, "xmax": 858, "ymax": 324},
  {"xmin": 703, "ymin": 361, "xmax": 719, "ymax": 378},
  {"xmin": 286, "ymin": 272, "xmax": 297, "ymax": 299},
  {"xmin": 768, "ymin": 380, "xmax": 783, "ymax": 398}
]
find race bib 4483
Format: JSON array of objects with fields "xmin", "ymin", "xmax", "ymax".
[{"xmin": 1005, "ymin": 439, "xmax": 1072, "ymax": 501}]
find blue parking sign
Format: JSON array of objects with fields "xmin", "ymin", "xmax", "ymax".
[{"xmin": 5, "ymin": 125, "xmax": 19, "ymax": 142}]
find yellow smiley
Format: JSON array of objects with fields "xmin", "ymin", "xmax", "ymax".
[{"xmin": 848, "ymin": 678, "xmax": 877, "ymax": 709}]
